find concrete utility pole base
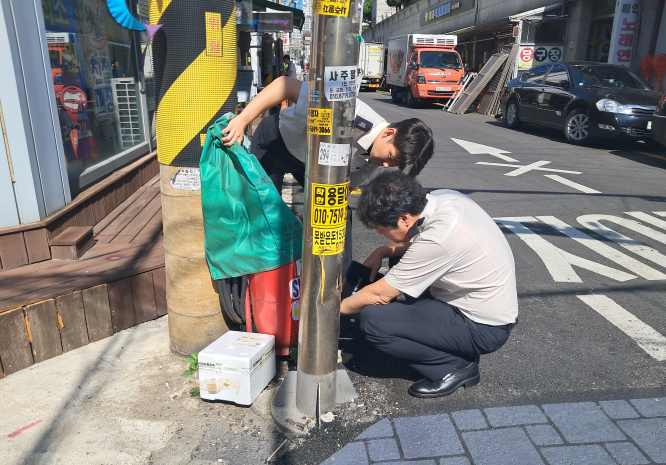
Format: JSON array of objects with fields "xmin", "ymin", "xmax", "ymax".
[{"xmin": 271, "ymin": 370, "xmax": 357, "ymax": 435}]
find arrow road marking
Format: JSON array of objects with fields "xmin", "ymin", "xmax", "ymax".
[
  {"xmin": 652, "ymin": 211, "xmax": 666, "ymax": 217},
  {"xmin": 578, "ymin": 295, "xmax": 666, "ymax": 361},
  {"xmin": 544, "ymin": 174, "xmax": 600, "ymax": 194},
  {"xmin": 450, "ymin": 138, "xmax": 518, "ymax": 162},
  {"xmin": 477, "ymin": 160, "xmax": 582, "ymax": 176}
]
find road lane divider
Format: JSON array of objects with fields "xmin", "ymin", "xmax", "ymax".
[
  {"xmin": 578, "ymin": 294, "xmax": 666, "ymax": 362},
  {"xmin": 544, "ymin": 174, "xmax": 600, "ymax": 194}
]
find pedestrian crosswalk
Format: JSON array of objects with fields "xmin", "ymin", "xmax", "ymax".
[{"xmin": 495, "ymin": 211, "xmax": 666, "ymax": 361}]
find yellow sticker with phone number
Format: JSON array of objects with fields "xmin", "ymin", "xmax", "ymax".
[{"xmin": 307, "ymin": 108, "xmax": 332, "ymax": 135}]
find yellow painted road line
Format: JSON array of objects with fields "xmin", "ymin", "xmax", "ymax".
[{"xmin": 634, "ymin": 151, "xmax": 666, "ymax": 162}]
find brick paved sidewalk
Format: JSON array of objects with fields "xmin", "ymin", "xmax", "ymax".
[{"xmin": 320, "ymin": 398, "xmax": 666, "ymax": 465}]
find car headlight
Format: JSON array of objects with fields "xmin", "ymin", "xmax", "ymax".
[
  {"xmin": 417, "ymin": 73, "xmax": 425, "ymax": 84},
  {"xmin": 596, "ymin": 99, "xmax": 632, "ymax": 114}
]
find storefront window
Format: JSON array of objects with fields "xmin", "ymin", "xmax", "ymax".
[{"xmin": 41, "ymin": 0, "xmax": 146, "ymax": 188}]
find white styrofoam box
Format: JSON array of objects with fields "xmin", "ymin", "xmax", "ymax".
[{"xmin": 198, "ymin": 331, "xmax": 276, "ymax": 405}]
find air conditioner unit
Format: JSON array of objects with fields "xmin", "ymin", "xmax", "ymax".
[
  {"xmin": 111, "ymin": 78, "xmax": 143, "ymax": 150},
  {"xmin": 410, "ymin": 34, "xmax": 457, "ymax": 46}
]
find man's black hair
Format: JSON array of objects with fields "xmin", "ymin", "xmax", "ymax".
[
  {"xmin": 357, "ymin": 171, "xmax": 427, "ymax": 228},
  {"xmin": 387, "ymin": 118, "xmax": 434, "ymax": 177},
  {"xmin": 283, "ymin": 54, "xmax": 290, "ymax": 60}
]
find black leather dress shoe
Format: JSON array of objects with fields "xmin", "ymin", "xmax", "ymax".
[{"xmin": 408, "ymin": 362, "xmax": 480, "ymax": 398}]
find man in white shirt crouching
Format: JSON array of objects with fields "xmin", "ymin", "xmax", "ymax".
[{"xmin": 341, "ymin": 171, "xmax": 518, "ymax": 398}]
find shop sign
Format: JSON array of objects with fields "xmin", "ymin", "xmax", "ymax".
[
  {"xmin": 608, "ymin": 1, "xmax": 640, "ymax": 66},
  {"xmin": 250, "ymin": 13, "xmax": 293, "ymax": 32},
  {"xmin": 420, "ymin": 0, "xmax": 474, "ymax": 26},
  {"xmin": 518, "ymin": 45, "xmax": 563, "ymax": 69}
]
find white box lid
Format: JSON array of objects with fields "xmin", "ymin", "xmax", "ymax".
[{"xmin": 199, "ymin": 331, "xmax": 275, "ymax": 374}]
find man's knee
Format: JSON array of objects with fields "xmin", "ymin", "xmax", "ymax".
[{"xmin": 359, "ymin": 305, "xmax": 393, "ymax": 345}]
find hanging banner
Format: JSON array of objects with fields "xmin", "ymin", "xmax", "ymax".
[{"xmin": 608, "ymin": 0, "xmax": 640, "ymax": 66}]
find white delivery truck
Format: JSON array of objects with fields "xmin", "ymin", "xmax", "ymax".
[
  {"xmin": 387, "ymin": 34, "xmax": 465, "ymax": 106},
  {"xmin": 359, "ymin": 42, "xmax": 384, "ymax": 91}
]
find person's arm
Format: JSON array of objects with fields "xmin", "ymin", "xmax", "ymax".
[
  {"xmin": 221, "ymin": 77, "xmax": 303, "ymax": 146},
  {"xmin": 340, "ymin": 277, "xmax": 402, "ymax": 315},
  {"xmin": 363, "ymin": 241, "xmax": 412, "ymax": 281}
]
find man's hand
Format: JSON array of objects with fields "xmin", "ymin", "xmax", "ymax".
[
  {"xmin": 363, "ymin": 242, "xmax": 412, "ymax": 281},
  {"xmin": 221, "ymin": 115, "xmax": 248, "ymax": 147}
]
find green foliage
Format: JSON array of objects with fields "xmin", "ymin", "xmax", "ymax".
[
  {"xmin": 363, "ymin": 0, "xmax": 372, "ymax": 23},
  {"xmin": 189, "ymin": 387, "xmax": 200, "ymax": 397},
  {"xmin": 386, "ymin": 0, "xmax": 414, "ymax": 11},
  {"xmin": 182, "ymin": 352, "xmax": 198, "ymax": 377}
]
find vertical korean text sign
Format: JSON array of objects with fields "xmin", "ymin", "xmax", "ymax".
[{"xmin": 608, "ymin": 1, "xmax": 639, "ymax": 66}]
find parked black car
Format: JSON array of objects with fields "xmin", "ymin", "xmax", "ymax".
[
  {"xmin": 653, "ymin": 91, "xmax": 666, "ymax": 149},
  {"xmin": 500, "ymin": 61, "xmax": 662, "ymax": 145}
]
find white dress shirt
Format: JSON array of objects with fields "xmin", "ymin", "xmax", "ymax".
[
  {"xmin": 278, "ymin": 81, "xmax": 387, "ymax": 188},
  {"xmin": 384, "ymin": 190, "xmax": 519, "ymax": 326}
]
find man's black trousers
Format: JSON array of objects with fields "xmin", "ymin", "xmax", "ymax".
[{"xmin": 360, "ymin": 299, "xmax": 513, "ymax": 381}]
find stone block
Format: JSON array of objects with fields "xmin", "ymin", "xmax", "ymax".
[
  {"xmin": 541, "ymin": 445, "xmax": 615, "ymax": 465},
  {"xmin": 452, "ymin": 409, "xmax": 488, "ymax": 431},
  {"xmin": 484, "ymin": 405, "xmax": 548, "ymax": 427},
  {"xmin": 462, "ymin": 427, "xmax": 544, "ymax": 465},
  {"xmin": 599, "ymin": 400, "xmax": 639, "ymax": 420},
  {"xmin": 394, "ymin": 414, "xmax": 464, "ymax": 459},
  {"xmin": 525, "ymin": 425, "xmax": 563, "ymax": 446},
  {"xmin": 542, "ymin": 402, "xmax": 626, "ymax": 443}
]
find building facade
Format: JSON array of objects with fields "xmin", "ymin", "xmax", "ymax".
[
  {"xmin": 363, "ymin": 0, "xmax": 665, "ymax": 86},
  {"xmin": 0, "ymin": 0, "xmax": 155, "ymax": 229}
]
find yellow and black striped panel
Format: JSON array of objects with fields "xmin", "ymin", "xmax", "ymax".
[{"xmin": 150, "ymin": 0, "xmax": 237, "ymax": 167}]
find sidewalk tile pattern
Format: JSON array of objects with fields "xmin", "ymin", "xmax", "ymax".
[
  {"xmin": 484, "ymin": 405, "xmax": 547, "ymax": 427},
  {"xmin": 451, "ymin": 409, "xmax": 488, "ymax": 431},
  {"xmin": 320, "ymin": 398, "xmax": 666, "ymax": 464},
  {"xmin": 617, "ymin": 418, "xmax": 666, "ymax": 462},
  {"xmin": 542, "ymin": 402, "xmax": 626, "ymax": 443},
  {"xmin": 629, "ymin": 398, "xmax": 666, "ymax": 417},
  {"xmin": 525, "ymin": 424, "xmax": 564, "ymax": 445},
  {"xmin": 367, "ymin": 438, "xmax": 400, "ymax": 461},
  {"xmin": 604, "ymin": 442, "xmax": 650, "ymax": 465},
  {"xmin": 463, "ymin": 427, "xmax": 544, "ymax": 464},
  {"xmin": 600, "ymin": 401, "xmax": 640, "ymax": 420},
  {"xmin": 541, "ymin": 445, "xmax": 615, "ymax": 465}
]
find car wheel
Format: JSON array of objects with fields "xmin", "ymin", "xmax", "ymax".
[
  {"xmin": 391, "ymin": 86, "xmax": 400, "ymax": 103},
  {"xmin": 564, "ymin": 109, "xmax": 592, "ymax": 144},
  {"xmin": 505, "ymin": 100, "xmax": 522, "ymax": 129},
  {"xmin": 405, "ymin": 87, "xmax": 418, "ymax": 108}
]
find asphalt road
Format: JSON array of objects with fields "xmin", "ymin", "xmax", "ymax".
[{"xmin": 285, "ymin": 91, "xmax": 666, "ymax": 464}]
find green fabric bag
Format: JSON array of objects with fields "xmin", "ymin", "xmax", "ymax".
[{"xmin": 200, "ymin": 113, "xmax": 303, "ymax": 280}]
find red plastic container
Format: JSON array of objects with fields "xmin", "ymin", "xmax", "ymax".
[{"xmin": 247, "ymin": 260, "xmax": 301, "ymax": 356}]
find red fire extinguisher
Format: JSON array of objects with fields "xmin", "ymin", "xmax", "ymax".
[{"xmin": 217, "ymin": 260, "xmax": 301, "ymax": 357}]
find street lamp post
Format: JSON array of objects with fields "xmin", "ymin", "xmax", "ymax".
[{"xmin": 295, "ymin": 0, "xmax": 363, "ymax": 418}]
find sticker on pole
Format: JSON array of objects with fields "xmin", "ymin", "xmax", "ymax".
[
  {"xmin": 313, "ymin": 225, "xmax": 346, "ymax": 255},
  {"xmin": 311, "ymin": 181, "xmax": 349, "ymax": 228},
  {"xmin": 325, "ymin": 66, "xmax": 363, "ymax": 101},
  {"xmin": 170, "ymin": 168, "xmax": 201, "ymax": 190},
  {"xmin": 318, "ymin": 142, "xmax": 351, "ymax": 166},
  {"xmin": 314, "ymin": 0, "xmax": 351, "ymax": 17},
  {"xmin": 307, "ymin": 108, "xmax": 332, "ymax": 135}
]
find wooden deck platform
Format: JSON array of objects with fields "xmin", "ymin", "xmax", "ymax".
[{"xmin": 0, "ymin": 174, "xmax": 167, "ymax": 377}]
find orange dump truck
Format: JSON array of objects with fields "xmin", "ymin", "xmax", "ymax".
[{"xmin": 387, "ymin": 34, "xmax": 466, "ymax": 107}]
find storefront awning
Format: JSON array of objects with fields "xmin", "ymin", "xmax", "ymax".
[{"xmin": 252, "ymin": 0, "xmax": 305, "ymax": 30}]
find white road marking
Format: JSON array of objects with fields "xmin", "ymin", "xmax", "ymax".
[
  {"xmin": 544, "ymin": 175, "xmax": 601, "ymax": 194},
  {"xmin": 536, "ymin": 216, "xmax": 666, "ymax": 281},
  {"xmin": 578, "ymin": 295, "xmax": 666, "ymax": 362},
  {"xmin": 477, "ymin": 161, "xmax": 582, "ymax": 176},
  {"xmin": 450, "ymin": 138, "xmax": 518, "ymax": 162},
  {"xmin": 625, "ymin": 212, "xmax": 666, "ymax": 230},
  {"xmin": 654, "ymin": 212, "xmax": 666, "ymax": 217},
  {"xmin": 577, "ymin": 215, "xmax": 666, "ymax": 269},
  {"xmin": 494, "ymin": 217, "xmax": 636, "ymax": 283}
]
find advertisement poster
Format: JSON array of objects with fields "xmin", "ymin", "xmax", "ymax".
[
  {"xmin": 518, "ymin": 45, "xmax": 563, "ymax": 70},
  {"xmin": 608, "ymin": 1, "xmax": 640, "ymax": 66}
]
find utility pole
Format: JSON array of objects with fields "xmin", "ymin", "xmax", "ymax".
[{"xmin": 296, "ymin": 0, "xmax": 363, "ymax": 418}]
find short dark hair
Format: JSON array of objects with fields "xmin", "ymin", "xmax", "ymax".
[
  {"xmin": 283, "ymin": 54, "xmax": 290, "ymax": 60},
  {"xmin": 357, "ymin": 171, "xmax": 427, "ymax": 228},
  {"xmin": 388, "ymin": 118, "xmax": 434, "ymax": 176}
]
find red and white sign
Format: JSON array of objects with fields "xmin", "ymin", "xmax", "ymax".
[
  {"xmin": 608, "ymin": 1, "xmax": 640, "ymax": 66},
  {"xmin": 520, "ymin": 47, "xmax": 534, "ymax": 63}
]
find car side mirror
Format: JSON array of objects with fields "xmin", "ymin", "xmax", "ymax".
[
  {"xmin": 410, "ymin": 62, "xmax": 418, "ymax": 70},
  {"xmin": 559, "ymin": 80, "xmax": 570, "ymax": 89}
]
